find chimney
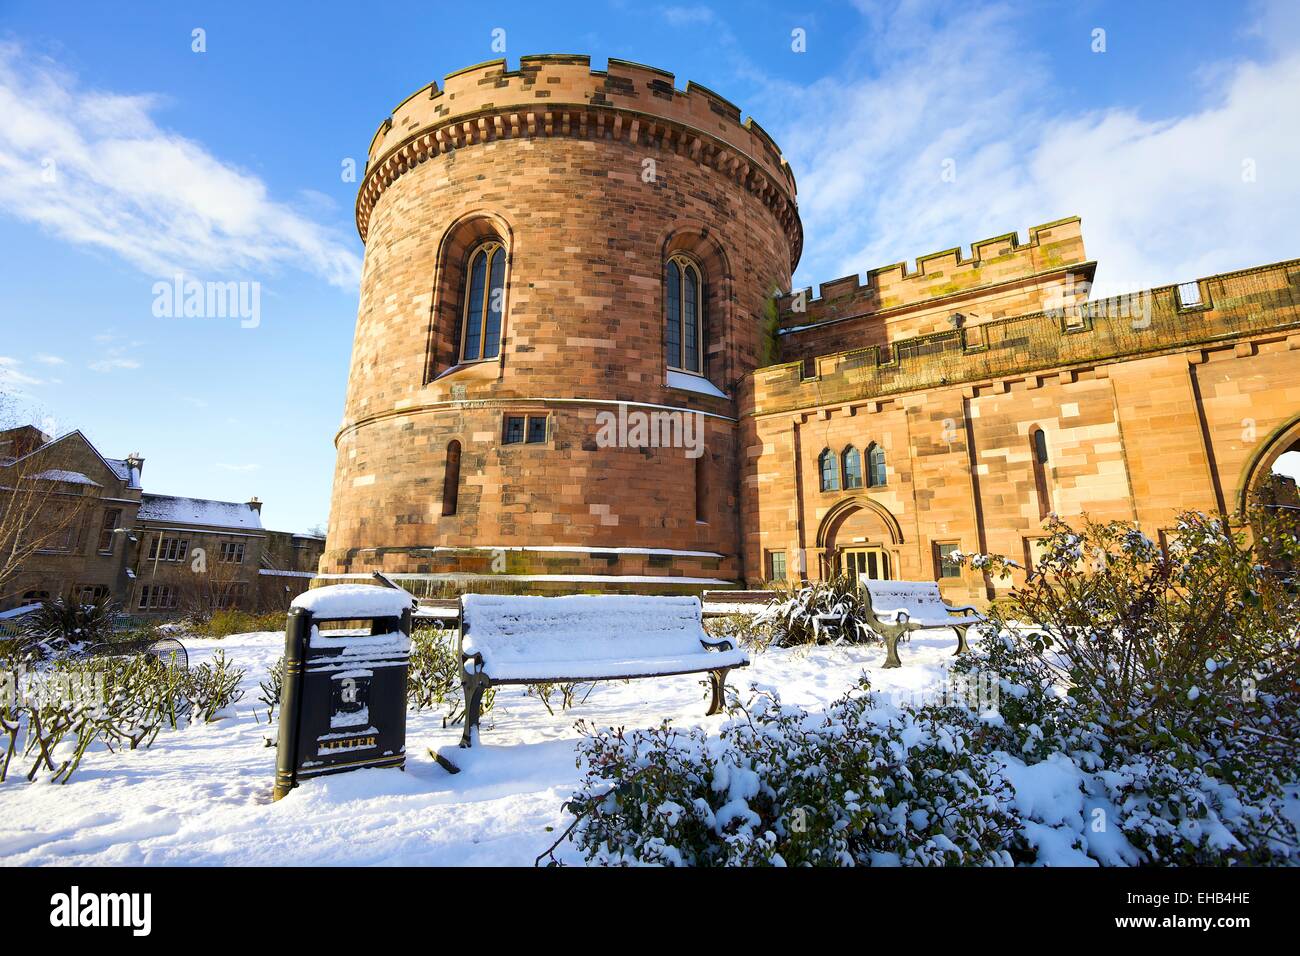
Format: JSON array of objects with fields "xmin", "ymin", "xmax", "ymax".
[
  {"xmin": 125, "ymin": 452, "xmax": 144, "ymax": 474},
  {"xmin": 247, "ymin": 496, "xmax": 263, "ymax": 514}
]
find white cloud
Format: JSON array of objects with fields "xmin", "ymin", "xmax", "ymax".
[
  {"xmin": 759, "ymin": 1, "xmax": 1300, "ymax": 298},
  {"xmin": 34, "ymin": 353, "xmax": 64, "ymax": 365},
  {"xmin": 0, "ymin": 43, "xmax": 361, "ymax": 290},
  {"xmin": 0, "ymin": 356, "xmax": 43, "ymax": 391},
  {"xmin": 87, "ymin": 350, "xmax": 140, "ymax": 373}
]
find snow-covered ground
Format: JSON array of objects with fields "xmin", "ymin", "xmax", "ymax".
[{"xmin": 1, "ymin": 628, "xmax": 1295, "ymax": 866}]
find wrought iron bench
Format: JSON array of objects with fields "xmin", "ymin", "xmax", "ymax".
[
  {"xmin": 457, "ymin": 594, "xmax": 748, "ymax": 747},
  {"xmin": 859, "ymin": 578, "xmax": 985, "ymax": 668}
]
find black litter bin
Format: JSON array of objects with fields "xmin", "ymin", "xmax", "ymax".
[{"xmin": 274, "ymin": 585, "xmax": 413, "ymax": 800}]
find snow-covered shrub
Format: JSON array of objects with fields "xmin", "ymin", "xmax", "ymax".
[
  {"xmin": 258, "ymin": 655, "xmax": 284, "ymax": 722},
  {"xmin": 555, "ymin": 680, "xmax": 1021, "ymax": 867},
  {"xmin": 407, "ymin": 625, "xmax": 494, "ymax": 724},
  {"xmin": 21, "ymin": 597, "xmax": 117, "ymax": 656},
  {"xmin": 752, "ymin": 576, "xmax": 879, "ymax": 647},
  {"xmin": 184, "ymin": 651, "xmax": 245, "ymax": 723},
  {"xmin": 703, "ymin": 612, "xmax": 774, "ymax": 652},
  {"xmin": 953, "ymin": 507, "xmax": 1300, "ymax": 864}
]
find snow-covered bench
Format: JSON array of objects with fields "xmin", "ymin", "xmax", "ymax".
[
  {"xmin": 859, "ymin": 578, "xmax": 985, "ymax": 669},
  {"xmin": 457, "ymin": 594, "xmax": 749, "ymax": 747}
]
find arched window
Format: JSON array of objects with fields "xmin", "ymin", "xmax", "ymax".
[
  {"xmin": 867, "ymin": 443, "xmax": 887, "ymax": 487},
  {"xmin": 1031, "ymin": 427, "xmax": 1051, "ymax": 518},
  {"xmin": 441, "ymin": 440, "xmax": 462, "ymax": 516},
  {"xmin": 818, "ymin": 448, "xmax": 839, "ymax": 492},
  {"xmin": 460, "ymin": 241, "xmax": 506, "ymax": 363},
  {"xmin": 842, "ymin": 446, "xmax": 863, "ymax": 489},
  {"xmin": 665, "ymin": 254, "xmax": 704, "ymax": 374}
]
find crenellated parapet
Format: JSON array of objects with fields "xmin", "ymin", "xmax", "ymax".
[
  {"xmin": 752, "ymin": 257, "xmax": 1300, "ymax": 417},
  {"xmin": 356, "ymin": 54, "xmax": 803, "ymax": 267},
  {"xmin": 778, "ymin": 217, "xmax": 1087, "ymax": 332}
]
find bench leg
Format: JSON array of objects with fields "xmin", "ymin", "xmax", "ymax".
[
  {"xmin": 706, "ymin": 668, "xmax": 731, "ymax": 716},
  {"xmin": 882, "ymin": 632, "xmax": 903, "ymax": 668},
  {"xmin": 878, "ymin": 623, "xmax": 909, "ymax": 668},
  {"xmin": 459, "ymin": 675, "xmax": 489, "ymax": 749},
  {"xmin": 952, "ymin": 624, "xmax": 971, "ymax": 656}
]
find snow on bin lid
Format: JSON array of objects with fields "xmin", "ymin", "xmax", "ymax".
[{"xmin": 291, "ymin": 584, "xmax": 414, "ymax": 619}]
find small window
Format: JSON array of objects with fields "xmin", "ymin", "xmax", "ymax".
[
  {"xmin": 1176, "ymin": 281, "xmax": 1202, "ymax": 308},
  {"xmin": 76, "ymin": 584, "xmax": 111, "ymax": 603},
  {"xmin": 97, "ymin": 508, "xmax": 121, "ymax": 554},
  {"xmin": 22, "ymin": 589, "xmax": 50, "ymax": 603},
  {"xmin": 768, "ymin": 550, "xmax": 787, "ymax": 582},
  {"xmin": 219, "ymin": 541, "xmax": 246, "ymax": 564},
  {"xmin": 1031, "ymin": 427, "xmax": 1051, "ymax": 518},
  {"xmin": 442, "ymin": 440, "xmax": 462, "ymax": 516},
  {"xmin": 818, "ymin": 449, "xmax": 839, "ymax": 492},
  {"xmin": 842, "ymin": 446, "xmax": 863, "ymax": 489},
  {"xmin": 526, "ymin": 416, "xmax": 548, "ymax": 444},
  {"xmin": 936, "ymin": 542, "xmax": 962, "ymax": 579},
  {"xmin": 868, "ymin": 443, "xmax": 887, "ymax": 487},
  {"xmin": 1033, "ymin": 428, "xmax": 1049, "ymax": 464},
  {"xmin": 1024, "ymin": 537, "xmax": 1049, "ymax": 572},
  {"xmin": 503, "ymin": 416, "xmax": 526, "ymax": 444}
]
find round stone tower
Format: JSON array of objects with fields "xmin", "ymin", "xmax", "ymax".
[{"xmin": 323, "ymin": 54, "xmax": 801, "ymax": 590}]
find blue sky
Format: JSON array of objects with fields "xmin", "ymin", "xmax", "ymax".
[{"xmin": 1, "ymin": 0, "xmax": 1297, "ymax": 532}]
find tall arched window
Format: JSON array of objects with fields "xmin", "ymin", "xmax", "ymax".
[
  {"xmin": 819, "ymin": 448, "xmax": 839, "ymax": 492},
  {"xmin": 1031, "ymin": 426, "xmax": 1051, "ymax": 518},
  {"xmin": 441, "ymin": 440, "xmax": 462, "ymax": 516},
  {"xmin": 867, "ymin": 443, "xmax": 887, "ymax": 487},
  {"xmin": 842, "ymin": 446, "xmax": 863, "ymax": 489},
  {"xmin": 460, "ymin": 241, "xmax": 506, "ymax": 363},
  {"xmin": 665, "ymin": 254, "xmax": 704, "ymax": 374}
]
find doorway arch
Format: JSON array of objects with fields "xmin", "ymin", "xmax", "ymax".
[{"xmin": 1235, "ymin": 414, "xmax": 1300, "ymax": 516}]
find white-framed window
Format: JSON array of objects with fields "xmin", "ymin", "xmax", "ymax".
[
  {"xmin": 148, "ymin": 536, "xmax": 189, "ymax": 562},
  {"xmin": 219, "ymin": 541, "xmax": 245, "ymax": 564},
  {"xmin": 97, "ymin": 508, "xmax": 121, "ymax": 554},
  {"xmin": 665, "ymin": 254, "xmax": 704, "ymax": 374},
  {"xmin": 138, "ymin": 584, "xmax": 178, "ymax": 610},
  {"xmin": 459, "ymin": 240, "xmax": 507, "ymax": 363}
]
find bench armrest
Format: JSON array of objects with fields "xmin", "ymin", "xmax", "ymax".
[
  {"xmin": 462, "ymin": 650, "xmax": 484, "ymax": 674},
  {"xmin": 700, "ymin": 634, "xmax": 735, "ymax": 653},
  {"xmin": 869, "ymin": 606, "xmax": 911, "ymax": 625},
  {"xmin": 945, "ymin": 605, "xmax": 983, "ymax": 617}
]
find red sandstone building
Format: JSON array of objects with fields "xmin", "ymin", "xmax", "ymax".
[{"xmin": 323, "ymin": 55, "xmax": 1300, "ymax": 603}]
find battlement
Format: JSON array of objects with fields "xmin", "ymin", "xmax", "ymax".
[
  {"xmin": 358, "ymin": 55, "xmax": 803, "ymax": 262},
  {"xmin": 752, "ymin": 257, "xmax": 1300, "ymax": 416},
  {"xmin": 778, "ymin": 217, "xmax": 1088, "ymax": 331},
  {"xmin": 368, "ymin": 54, "xmax": 796, "ymax": 195}
]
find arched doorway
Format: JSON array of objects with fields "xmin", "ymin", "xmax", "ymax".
[
  {"xmin": 1236, "ymin": 414, "xmax": 1300, "ymax": 515},
  {"xmin": 815, "ymin": 497, "xmax": 904, "ymax": 581}
]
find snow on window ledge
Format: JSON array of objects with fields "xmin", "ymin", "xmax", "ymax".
[{"xmin": 666, "ymin": 370, "xmax": 728, "ymax": 399}]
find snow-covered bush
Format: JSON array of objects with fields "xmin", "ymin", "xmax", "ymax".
[
  {"xmin": 185, "ymin": 650, "xmax": 245, "ymax": 723},
  {"xmin": 953, "ymin": 507, "xmax": 1300, "ymax": 864},
  {"xmin": 20, "ymin": 597, "xmax": 117, "ymax": 656},
  {"xmin": 555, "ymin": 680, "xmax": 1021, "ymax": 867},
  {"xmin": 1, "ymin": 647, "xmax": 243, "ymax": 784},
  {"xmin": 752, "ymin": 576, "xmax": 879, "ymax": 647}
]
